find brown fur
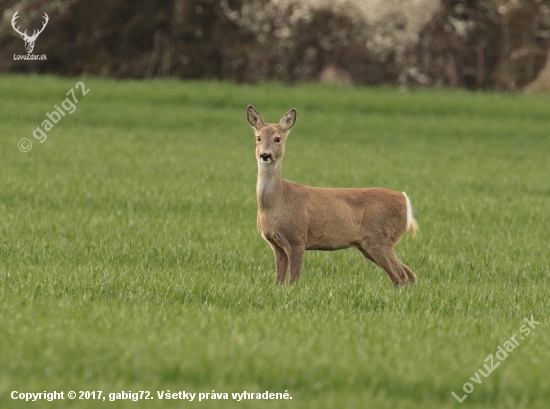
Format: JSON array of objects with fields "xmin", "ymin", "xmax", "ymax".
[{"xmin": 247, "ymin": 105, "xmax": 417, "ymax": 286}]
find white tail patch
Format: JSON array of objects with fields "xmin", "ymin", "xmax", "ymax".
[
  {"xmin": 403, "ymin": 192, "xmax": 413, "ymax": 229},
  {"xmin": 403, "ymin": 192, "xmax": 417, "ymax": 238}
]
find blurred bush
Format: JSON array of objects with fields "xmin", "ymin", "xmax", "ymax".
[
  {"xmin": 409, "ymin": 0, "xmax": 550, "ymax": 90},
  {"xmin": 1, "ymin": 0, "xmax": 549, "ymax": 90}
]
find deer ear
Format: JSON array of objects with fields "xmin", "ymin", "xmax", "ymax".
[
  {"xmin": 247, "ymin": 105, "xmax": 265, "ymax": 131},
  {"xmin": 279, "ymin": 108, "xmax": 296, "ymax": 133}
]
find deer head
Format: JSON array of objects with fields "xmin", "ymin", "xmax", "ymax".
[
  {"xmin": 11, "ymin": 11, "xmax": 49, "ymax": 54},
  {"xmin": 247, "ymin": 105, "xmax": 296, "ymax": 169}
]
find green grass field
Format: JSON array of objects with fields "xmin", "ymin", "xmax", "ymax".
[{"xmin": 0, "ymin": 75, "xmax": 549, "ymax": 408}]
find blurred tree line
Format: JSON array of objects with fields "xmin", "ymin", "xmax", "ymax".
[{"xmin": 1, "ymin": 0, "xmax": 549, "ymax": 91}]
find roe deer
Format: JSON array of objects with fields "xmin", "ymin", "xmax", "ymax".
[{"xmin": 247, "ymin": 105, "xmax": 418, "ymax": 286}]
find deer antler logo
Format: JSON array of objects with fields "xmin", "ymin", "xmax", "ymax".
[{"xmin": 11, "ymin": 11, "xmax": 49, "ymax": 54}]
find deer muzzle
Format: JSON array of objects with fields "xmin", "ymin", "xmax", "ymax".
[{"xmin": 259, "ymin": 153, "xmax": 273, "ymax": 162}]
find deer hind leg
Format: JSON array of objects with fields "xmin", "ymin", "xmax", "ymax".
[
  {"xmin": 267, "ymin": 239, "xmax": 288, "ymax": 285},
  {"xmin": 399, "ymin": 261, "xmax": 417, "ymax": 284},
  {"xmin": 357, "ymin": 242, "xmax": 409, "ymax": 286},
  {"xmin": 355, "ymin": 245, "xmax": 382, "ymax": 269},
  {"xmin": 375, "ymin": 251, "xmax": 410, "ymax": 286}
]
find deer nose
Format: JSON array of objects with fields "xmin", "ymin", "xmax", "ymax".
[{"xmin": 260, "ymin": 153, "xmax": 272, "ymax": 162}]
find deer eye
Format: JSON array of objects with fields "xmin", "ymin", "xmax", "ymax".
[
  {"xmin": 274, "ymin": 137, "xmax": 281, "ymax": 143},
  {"xmin": 256, "ymin": 136, "xmax": 261, "ymax": 142}
]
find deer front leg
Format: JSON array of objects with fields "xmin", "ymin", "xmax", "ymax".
[
  {"xmin": 268, "ymin": 240, "xmax": 289, "ymax": 284},
  {"xmin": 288, "ymin": 245, "xmax": 305, "ymax": 284}
]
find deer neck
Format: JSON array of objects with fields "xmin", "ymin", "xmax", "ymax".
[{"xmin": 256, "ymin": 162, "xmax": 283, "ymax": 210}]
